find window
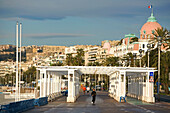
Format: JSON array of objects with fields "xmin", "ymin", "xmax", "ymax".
[
  {"xmin": 152, "ymin": 30, "xmax": 155, "ymax": 34},
  {"xmin": 143, "ymin": 44, "xmax": 145, "ymax": 48},
  {"xmin": 148, "ymin": 35, "xmax": 150, "ymax": 39},
  {"xmin": 142, "ymin": 35, "xmax": 144, "ymax": 39},
  {"xmin": 143, "ymin": 30, "xmax": 146, "ymax": 34}
]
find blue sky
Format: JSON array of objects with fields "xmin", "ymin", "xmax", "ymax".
[{"xmin": 0, "ymin": 0, "xmax": 170, "ymax": 46}]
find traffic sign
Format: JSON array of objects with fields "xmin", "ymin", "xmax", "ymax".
[
  {"xmin": 149, "ymin": 72, "xmax": 154, "ymax": 76},
  {"xmin": 149, "ymin": 76, "xmax": 154, "ymax": 82}
]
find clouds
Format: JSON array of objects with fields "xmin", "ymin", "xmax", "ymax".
[
  {"xmin": 24, "ymin": 33, "xmax": 94, "ymax": 38},
  {"xmin": 1, "ymin": 0, "xmax": 169, "ymax": 20}
]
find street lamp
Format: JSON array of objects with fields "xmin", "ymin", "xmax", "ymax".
[
  {"xmin": 157, "ymin": 36, "xmax": 162, "ymax": 101},
  {"xmin": 133, "ymin": 53, "xmax": 136, "ymax": 67},
  {"xmin": 129, "ymin": 57, "xmax": 131, "ymax": 67},
  {"xmin": 147, "ymin": 44, "xmax": 151, "ymax": 68},
  {"xmin": 139, "ymin": 49, "xmax": 142, "ymax": 67}
]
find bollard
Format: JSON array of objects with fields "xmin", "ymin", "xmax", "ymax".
[{"xmin": 119, "ymin": 96, "xmax": 126, "ymax": 102}]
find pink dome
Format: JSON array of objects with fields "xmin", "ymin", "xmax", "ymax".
[
  {"xmin": 141, "ymin": 22, "xmax": 161, "ymax": 35},
  {"xmin": 140, "ymin": 13, "xmax": 162, "ymax": 39},
  {"xmin": 103, "ymin": 40, "xmax": 111, "ymax": 49}
]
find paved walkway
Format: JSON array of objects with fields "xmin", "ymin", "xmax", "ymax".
[{"xmin": 24, "ymin": 92, "xmax": 170, "ymax": 113}]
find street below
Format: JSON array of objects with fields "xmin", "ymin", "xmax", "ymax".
[{"xmin": 24, "ymin": 91, "xmax": 170, "ymax": 113}]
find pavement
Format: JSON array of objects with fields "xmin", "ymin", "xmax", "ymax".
[
  {"xmin": 24, "ymin": 91, "xmax": 170, "ymax": 113},
  {"xmin": 155, "ymin": 94, "xmax": 170, "ymax": 103}
]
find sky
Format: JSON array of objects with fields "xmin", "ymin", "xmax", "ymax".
[{"xmin": 0, "ymin": 0, "xmax": 170, "ymax": 46}]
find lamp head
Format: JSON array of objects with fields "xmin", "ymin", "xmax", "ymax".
[
  {"xmin": 139, "ymin": 49, "xmax": 142, "ymax": 53},
  {"xmin": 133, "ymin": 53, "xmax": 136, "ymax": 57},
  {"xmin": 147, "ymin": 43, "xmax": 151, "ymax": 48},
  {"xmin": 139, "ymin": 54, "xmax": 142, "ymax": 57},
  {"xmin": 157, "ymin": 36, "xmax": 162, "ymax": 41}
]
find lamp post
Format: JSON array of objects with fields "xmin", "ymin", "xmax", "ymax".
[
  {"xmin": 125, "ymin": 59, "xmax": 127, "ymax": 67},
  {"xmin": 139, "ymin": 49, "xmax": 142, "ymax": 67},
  {"xmin": 147, "ymin": 44, "xmax": 151, "ymax": 68},
  {"xmin": 157, "ymin": 36, "xmax": 162, "ymax": 101},
  {"xmin": 133, "ymin": 53, "xmax": 136, "ymax": 67},
  {"xmin": 129, "ymin": 57, "xmax": 131, "ymax": 67}
]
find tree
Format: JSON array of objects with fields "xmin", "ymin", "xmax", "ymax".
[
  {"xmin": 160, "ymin": 52, "xmax": 170, "ymax": 93},
  {"xmin": 65, "ymin": 49, "xmax": 85, "ymax": 66},
  {"xmin": 75, "ymin": 49, "xmax": 85, "ymax": 66},
  {"xmin": 88, "ymin": 62, "xmax": 102, "ymax": 66},
  {"xmin": 103, "ymin": 57, "xmax": 119, "ymax": 66},
  {"xmin": 150, "ymin": 27, "xmax": 170, "ymax": 49},
  {"xmin": 65, "ymin": 54, "xmax": 73, "ymax": 66},
  {"xmin": 50, "ymin": 61, "xmax": 64, "ymax": 66},
  {"xmin": 116, "ymin": 39, "xmax": 123, "ymax": 46},
  {"xmin": 149, "ymin": 27, "xmax": 170, "ymax": 94},
  {"xmin": 130, "ymin": 37, "xmax": 138, "ymax": 44},
  {"xmin": 23, "ymin": 66, "xmax": 36, "ymax": 84},
  {"xmin": 142, "ymin": 48, "xmax": 170, "ymax": 94}
]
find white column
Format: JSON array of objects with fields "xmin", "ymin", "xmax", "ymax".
[
  {"xmin": 15, "ymin": 22, "xmax": 19, "ymax": 102},
  {"xmin": 67, "ymin": 69, "xmax": 76, "ymax": 102},
  {"xmin": 72, "ymin": 71, "xmax": 75, "ymax": 97},
  {"xmin": 59, "ymin": 75, "xmax": 61, "ymax": 92},
  {"xmin": 43, "ymin": 70, "xmax": 47, "ymax": 97},
  {"xmin": 52, "ymin": 75, "xmax": 54, "ymax": 93},
  {"xmin": 68, "ymin": 71, "xmax": 71, "ymax": 97},
  {"xmin": 47, "ymin": 72, "xmax": 50, "ymax": 95},
  {"xmin": 50, "ymin": 75, "xmax": 53, "ymax": 94},
  {"xmin": 40, "ymin": 71, "xmax": 43, "ymax": 97},
  {"xmin": 54, "ymin": 75, "xmax": 57, "ymax": 93},
  {"xmin": 124, "ymin": 72, "xmax": 126, "ymax": 97},
  {"xmin": 118, "ymin": 73, "xmax": 121, "ymax": 97},
  {"xmin": 19, "ymin": 23, "xmax": 22, "ymax": 101},
  {"xmin": 57, "ymin": 76, "xmax": 59, "ymax": 92}
]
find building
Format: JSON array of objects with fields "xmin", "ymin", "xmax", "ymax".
[{"xmin": 108, "ymin": 12, "xmax": 162, "ymax": 58}]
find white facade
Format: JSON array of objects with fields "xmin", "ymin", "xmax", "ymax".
[{"xmin": 37, "ymin": 66, "xmax": 156, "ymax": 103}]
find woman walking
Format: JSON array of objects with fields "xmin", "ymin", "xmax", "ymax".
[{"xmin": 91, "ymin": 89, "xmax": 96, "ymax": 104}]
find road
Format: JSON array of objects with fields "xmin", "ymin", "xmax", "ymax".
[
  {"xmin": 155, "ymin": 94, "xmax": 170, "ymax": 103},
  {"xmin": 24, "ymin": 92, "xmax": 170, "ymax": 113}
]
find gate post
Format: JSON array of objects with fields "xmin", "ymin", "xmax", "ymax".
[{"xmin": 67, "ymin": 69, "xmax": 76, "ymax": 102}]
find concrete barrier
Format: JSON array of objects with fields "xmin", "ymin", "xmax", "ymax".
[
  {"xmin": 0, "ymin": 99, "xmax": 35, "ymax": 113},
  {"xmin": 34, "ymin": 97, "xmax": 48, "ymax": 106}
]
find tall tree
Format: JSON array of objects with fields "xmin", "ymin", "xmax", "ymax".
[
  {"xmin": 130, "ymin": 37, "xmax": 138, "ymax": 44},
  {"xmin": 76, "ymin": 49, "xmax": 85, "ymax": 66},
  {"xmin": 65, "ymin": 54, "xmax": 73, "ymax": 66},
  {"xmin": 50, "ymin": 61, "xmax": 64, "ymax": 66},
  {"xmin": 150, "ymin": 27, "xmax": 170, "ymax": 49},
  {"xmin": 104, "ymin": 57, "xmax": 119, "ymax": 66},
  {"xmin": 23, "ymin": 66, "xmax": 36, "ymax": 84}
]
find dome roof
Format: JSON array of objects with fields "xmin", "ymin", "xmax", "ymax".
[
  {"xmin": 141, "ymin": 22, "xmax": 161, "ymax": 35},
  {"xmin": 140, "ymin": 13, "xmax": 162, "ymax": 35},
  {"xmin": 103, "ymin": 40, "xmax": 111, "ymax": 49}
]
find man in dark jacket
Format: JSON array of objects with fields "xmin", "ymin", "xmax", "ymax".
[{"xmin": 91, "ymin": 89, "xmax": 96, "ymax": 104}]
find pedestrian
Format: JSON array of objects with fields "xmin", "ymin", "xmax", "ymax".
[
  {"xmin": 83, "ymin": 86, "xmax": 86, "ymax": 95},
  {"xmin": 87, "ymin": 87, "xmax": 90, "ymax": 94},
  {"xmin": 91, "ymin": 89, "xmax": 96, "ymax": 104}
]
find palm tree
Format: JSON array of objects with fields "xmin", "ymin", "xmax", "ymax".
[
  {"xmin": 76, "ymin": 49, "xmax": 85, "ymax": 66},
  {"xmin": 130, "ymin": 37, "xmax": 138, "ymax": 44},
  {"xmin": 65, "ymin": 54, "xmax": 73, "ymax": 66},
  {"xmin": 50, "ymin": 61, "xmax": 64, "ymax": 66},
  {"xmin": 148, "ymin": 27, "xmax": 170, "ymax": 94},
  {"xmin": 104, "ymin": 57, "xmax": 119, "ymax": 66},
  {"xmin": 160, "ymin": 52, "xmax": 170, "ymax": 94},
  {"xmin": 116, "ymin": 39, "xmax": 123, "ymax": 46},
  {"xmin": 150, "ymin": 27, "xmax": 169, "ymax": 49}
]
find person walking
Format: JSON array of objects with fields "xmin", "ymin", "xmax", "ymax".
[
  {"xmin": 91, "ymin": 89, "xmax": 96, "ymax": 104},
  {"xmin": 83, "ymin": 86, "xmax": 86, "ymax": 95},
  {"xmin": 87, "ymin": 87, "xmax": 90, "ymax": 94}
]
